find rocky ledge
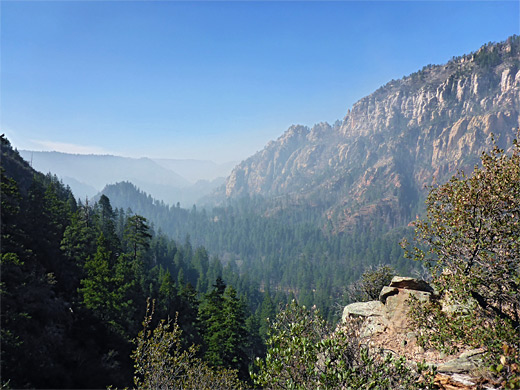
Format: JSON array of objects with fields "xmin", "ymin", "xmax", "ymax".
[{"xmin": 342, "ymin": 276, "xmax": 496, "ymax": 390}]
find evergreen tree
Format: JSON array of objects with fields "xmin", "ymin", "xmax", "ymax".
[
  {"xmin": 79, "ymin": 233, "xmax": 135, "ymax": 334},
  {"xmin": 123, "ymin": 214, "xmax": 152, "ymax": 292},
  {"xmin": 258, "ymin": 291, "xmax": 276, "ymax": 341},
  {"xmin": 221, "ymin": 286, "xmax": 249, "ymax": 378},
  {"xmin": 96, "ymin": 194, "xmax": 121, "ymax": 256},
  {"xmin": 61, "ymin": 205, "xmax": 97, "ymax": 269},
  {"xmin": 124, "ymin": 215, "xmax": 152, "ymax": 264},
  {"xmin": 198, "ymin": 278, "xmax": 250, "ymax": 380}
]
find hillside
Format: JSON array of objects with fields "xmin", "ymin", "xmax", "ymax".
[
  {"xmin": 18, "ymin": 150, "xmax": 226, "ymax": 206},
  {"xmin": 1, "ymin": 135, "xmax": 267, "ymax": 388},
  {"xmin": 219, "ymin": 36, "xmax": 520, "ymax": 231},
  {"xmin": 96, "ymin": 38, "xmax": 520, "ymax": 321}
]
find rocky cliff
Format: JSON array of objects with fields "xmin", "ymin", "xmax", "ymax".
[{"xmin": 219, "ymin": 36, "xmax": 520, "ymax": 231}]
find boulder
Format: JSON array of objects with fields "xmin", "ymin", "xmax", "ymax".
[
  {"xmin": 342, "ymin": 301, "xmax": 384, "ymax": 322},
  {"xmin": 379, "ymin": 286, "xmax": 399, "ymax": 303},
  {"xmin": 436, "ymin": 349, "xmax": 485, "ymax": 374},
  {"xmin": 434, "ymin": 373, "xmax": 481, "ymax": 389},
  {"xmin": 389, "ymin": 276, "xmax": 434, "ymax": 293},
  {"xmin": 383, "ymin": 289, "xmax": 432, "ymax": 335},
  {"xmin": 385, "ymin": 289, "xmax": 431, "ymax": 314}
]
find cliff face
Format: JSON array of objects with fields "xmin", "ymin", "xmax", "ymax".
[{"xmin": 220, "ymin": 37, "xmax": 520, "ymax": 231}]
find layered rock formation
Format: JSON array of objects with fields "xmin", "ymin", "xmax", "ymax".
[{"xmin": 219, "ymin": 36, "xmax": 520, "ymax": 231}]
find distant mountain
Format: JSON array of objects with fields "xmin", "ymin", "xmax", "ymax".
[
  {"xmin": 217, "ymin": 36, "xmax": 520, "ymax": 231},
  {"xmin": 153, "ymin": 158, "xmax": 237, "ymax": 183},
  {"xmin": 60, "ymin": 176, "xmax": 99, "ymax": 199},
  {"xmin": 18, "ymin": 151, "xmax": 229, "ymax": 206}
]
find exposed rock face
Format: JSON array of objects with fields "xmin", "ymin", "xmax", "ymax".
[
  {"xmin": 379, "ymin": 286, "xmax": 399, "ymax": 304},
  {"xmin": 342, "ymin": 300, "xmax": 384, "ymax": 321},
  {"xmin": 437, "ymin": 350, "xmax": 486, "ymax": 374},
  {"xmin": 219, "ymin": 37, "xmax": 520, "ymax": 231}
]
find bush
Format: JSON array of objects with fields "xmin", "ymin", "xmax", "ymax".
[
  {"xmin": 346, "ymin": 265, "xmax": 397, "ymax": 303},
  {"xmin": 403, "ymin": 132, "xmax": 520, "ymax": 383},
  {"xmin": 252, "ymin": 300, "xmax": 437, "ymax": 389},
  {"xmin": 131, "ymin": 299, "xmax": 245, "ymax": 390}
]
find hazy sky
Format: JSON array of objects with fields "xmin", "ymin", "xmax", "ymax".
[{"xmin": 2, "ymin": 1, "xmax": 519, "ymax": 163}]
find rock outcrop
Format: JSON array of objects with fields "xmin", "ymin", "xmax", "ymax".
[
  {"xmin": 342, "ymin": 276, "xmax": 496, "ymax": 389},
  {"xmin": 342, "ymin": 276, "xmax": 435, "ymax": 339},
  {"xmin": 217, "ymin": 37, "xmax": 520, "ymax": 232}
]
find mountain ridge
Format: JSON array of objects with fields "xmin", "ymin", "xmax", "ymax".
[
  {"xmin": 18, "ymin": 150, "xmax": 230, "ymax": 206},
  {"xmin": 217, "ymin": 36, "xmax": 520, "ymax": 231}
]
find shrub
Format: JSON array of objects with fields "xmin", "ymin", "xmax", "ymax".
[
  {"xmin": 131, "ymin": 299, "xmax": 245, "ymax": 390},
  {"xmin": 402, "ymin": 132, "xmax": 520, "ymax": 382},
  {"xmin": 346, "ymin": 265, "xmax": 397, "ymax": 303},
  {"xmin": 252, "ymin": 300, "xmax": 437, "ymax": 389}
]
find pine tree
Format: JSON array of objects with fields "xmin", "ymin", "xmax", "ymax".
[
  {"xmin": 124, "ymin": 215, "xmax": 152, "ymax": 264},
  {"xmin": 96, "ymin": 194, "xmax": 121, "ymax": 257},
  {"xmin": 258, "ymin": 291, "xmax": 276, "ymax": 341},
  {"xmin": 198, "ymin": 278, "xmax": 250, "ymax": 380},
  {"xmin": 79, "ymin": 233, "xmax": 134, "ymax": 334}
]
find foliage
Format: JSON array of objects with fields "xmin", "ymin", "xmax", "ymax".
[
  {"xmin": 252, "ymin": 300, "xmax": 437, "ymax": 389},
  {"xmin": 132, "ymin": 299, "xmax": 245, "ymax": 390},
  {"xmin": 79, "ymin": 233, "xmax": 135, "ymax": 334},
  {"xmin": 403, "ymin": 133, "xmax": 520, "ymax": 373},
  {"xmin": 1, "ymin": 136, "xmax": 132, "ymax": 388},
  {"xmin": 490, "ymin": 344, "xmax": 520, "ymax": 389},
  {"xmin": 197, "ymin": 278, "xmax": 250, "ymax": 380},
  {"xmin": 101, "ymin": 180, "xmax": 415, "ymax": 321},
  {"xmin": 124, "ymin": 214, "xmax": 152, "ymax": 265},
  {"xmin": 345, "ymin": 264, "xmax": 396, "ymax": 303},
  {"xmin": 0, "ymin": 135, "xmax": 261, "ymax": 388}
]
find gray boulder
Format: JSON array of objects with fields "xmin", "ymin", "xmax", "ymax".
[
  {"xmin": 436, "ymin": 349, "xmax": 485, "ymax": 373},
  {"xmin": 389, "ymin": 276, "xmax": 434, "ymax": 293},
  {"xmin": 342, "ymin": 301, "xmax": 384, "ymax": 322}
]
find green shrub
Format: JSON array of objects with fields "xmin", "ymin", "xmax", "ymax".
[
  {"xmin": 402, "ymin": 132, "xmax": 520, "ymax": 381},
  {"xmin": 252, "ymin": 300, "xmax": 437, "ymax": 389},
  {"xmin": 346, "ymin": 265, "xmax": 397, "ymax": 303},
  {"xmin": 131, "ymin": 299, "xmax": 245, "ymax": 390}
]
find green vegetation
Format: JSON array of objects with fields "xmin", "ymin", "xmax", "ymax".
[
  {"xmin": 251, "ymin": 301, "xmax": 437, "ymax": 389},
  {"xmin": 345, "ymin": 264, "xmax": 397, "ymax": 303},
  {"xmin": 473, "ymin": 36, "xmax": 519, "ymax": 69},
  {"xmin": 403, "ymin": 133, "xmax": 520, "ymax": 384},
  {"xmin": 0, "ymin": 135, "xmax": 266, "ymax": 388},
  {"xmin": 101, "ymin": 181, "xmax": 416, "ymax": 322},
  {"xmin": 132, "ymin": 299, "xmax": 245, "ymax": 390}
]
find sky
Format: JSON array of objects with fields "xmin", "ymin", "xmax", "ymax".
[{"xmin": 1, "ymin": 1, "xmax": 519, "ymax": 164}]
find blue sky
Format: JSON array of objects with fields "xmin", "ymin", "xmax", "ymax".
[{"xmin": 2, "ymin": 1, "xmax": 519, "ymax": 163}]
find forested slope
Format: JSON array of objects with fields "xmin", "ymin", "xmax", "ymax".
[
  {"xmin": 1, "ymin": 136, "xmax": 268, "ymax": 388},
  {"xmin": 100, "ymin": 181, "xmax": 414, "ymax": 321}
]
